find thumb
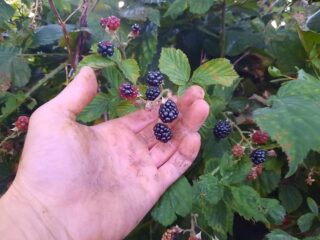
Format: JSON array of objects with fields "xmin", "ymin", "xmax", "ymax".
[{"xmin": 49, "ymin": 67, "xmax": 98, "ymax": 118}]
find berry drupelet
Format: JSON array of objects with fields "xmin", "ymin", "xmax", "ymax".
[
  {"xmin": 119, "ymin": 82, "xmax": 138, "ymax": 100},
  {"xmin": 97, "ymin": 41, "xmax": 114, "ymax": 57},
  {"xmin": 153, "ymin": 123, "xmax": 172, "ymax": 143},
  {"xmin": 146, "ymin": 70, "xmax": 164, "ymax": 86},
  {"xmin": 100, "ymin": 16, "xmax": 120, "ymax": 31},
  {"xmin": 146, "ymin": 86, "xmax": 161, "ymax": 101},
  {"xmin": 213, "ymin": 120, "xmax": 232, "ymax": 139},
  {"xmin": 250, "ymin": 149, "xmax": 267, "ymax": 165},
  {"xmin": 159, "ymin": 99, "xmax": 179, "ymax": 123}
]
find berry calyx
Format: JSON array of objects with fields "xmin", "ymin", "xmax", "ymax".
[
  {"xmin": 14, "ymin": 116, "xmax": 29, "ymax": 132},
  {"xmin": 119, "ymin": 82, "xmax": 138, "ymax": 100},
  {"xmin": 146, "ymin": 70, "xmax": 164, "ymax": 86},
  {"xmin": 131, "ymin": 23, "xmax": 140, "ymax": 37},
  {"xmin": 100, "ymin": 16, "xmax": 120, "ymax": 31},
  {"xmin": 146, "ymin": 86, "xmax": 161, "ymax": 101},
  {"xmin": 250, "ymin": 149, "xmax": 267, "ymax": 165},
  {"xmin": 251, "ymin": 130, "xmax": 269, "ymax": 145},
  {"xmin": 97, "ymin": 41, "xmax": 114, "ymax": 57},
  {"xmin": 232, "ymin": 144, "xmax": 245, "ymax": 158},
  {"xmin": 153, "ymin": 123, "xmax": 172, "ymax": 143},
  {"xmin": 213, "ymin": 120, "xmax": 232, "ymax": 139},
  {"xmin": 159, "ymin": 99, "xmax": 179, "ymax": 123}
]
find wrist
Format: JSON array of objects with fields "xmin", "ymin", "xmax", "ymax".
[{"xmin": 0, "ymin": 183, "xmax": 71, "ymax": 240}]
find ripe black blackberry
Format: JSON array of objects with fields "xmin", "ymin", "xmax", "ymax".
[
  {"xmin": 146, "ymin": 86, "xmax": 160, "ymax": 101},
  {"xmin": 153, "ymin": 123, "xmax": 172, "ymax": 143},
  {"xmin": 97, "ymin": 41, "xmax": 114, "ymax": 57},
  {"xmin": 131, "ymin": 24, "xmax": 140, "ymax": 34},
  {"xmin": 119, "ymin": 82, "xmax": 138, "ymax": 100},
  {"xmin": 146, "ymin": 70, "xmax": 164, "ymax": 86},
  {"xmin": 159, "ymin": 99, "xmax": 179, "ymax": 123},
  {"xmin": 213, "ymin": 120, "xmax": 232, "ymax": 139},
  {"xmin": 250, "ymin": 149, "xmax": 267, "ymax": 165}
]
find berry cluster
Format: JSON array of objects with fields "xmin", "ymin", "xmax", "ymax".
[
  {"xmin": 100, "ymin": 16, "xmax": 121, "ymax": 31},
  {"xmin": 213, "ymin": 120, "xmax": 232, "ymax": 139},
  {"xmin": 247, "ymin": 164, "xmax": 264, "ymax": 180},
  {"xmin": 119, "ymin": 82, "xmax": 138, "ymax": 100},
  {"xmin": 15, "ymin": 116, "xmax": 29, "ymax": 132},
  {"xmin": 97, "ymin": 41, "xmax": 114, "ymax": 57}
]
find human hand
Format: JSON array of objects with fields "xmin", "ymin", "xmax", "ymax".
[{"xmin": 0, "ymin": 67, "xmax": 209, "ymax": 240}]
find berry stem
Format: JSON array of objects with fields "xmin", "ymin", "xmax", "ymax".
[
  {"xmin": 222, "ymin": 112, "xmax": 253, "ymax": 148},
  {"xmin": 154, "ymin": 89, "xmax": 172, "ymax": 103}
]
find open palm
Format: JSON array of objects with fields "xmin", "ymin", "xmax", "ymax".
[{"xmin": 7, "ymin": 67, "xmax": 209, "ymax": 240}]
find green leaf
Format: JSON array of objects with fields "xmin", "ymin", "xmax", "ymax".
[
  {"xmin": 147, "ymin": 8, "xmax": 160, "ymax": 26},
  {"xmin": 78, "ymin": 54, "xmax": 115, "ymax": 70},
  {"xmin": 297, "ymin": 213, "xmax": 316, "ymax": 233},
  {"xmin": 193, "ymin": 174, "xmax": 224, "ymax": 205},
  {"xmin": 268, "ymin": 66, "xmax": 283, "ymax": 78},
  {"xmin": 159, "ymin": 48, "xmax": 191, "ymax": 85},
  {"xmin": 266, "ymin": 229, "xmax": 299, "ymax": 240},
  {"xmin": 191, "ymin": 58, "xmax": 239, "ymax": 87},
  {"xmin": 205, "ymin": 201, "xmax": 232, "ymax": 235},
  {"xmin": 77, "ymin": 93, "xmax": 109, "ymax": 123},
  {"xmin": 297, "ymin": 27, "xmax": 320, "ymax": 55},
  {"xmin": 118, "ymin": 59, "xmax": 140, "ymax": 84},
  {"xmin": 163, "ymin": 0, "xmax": 188, "ymax": 18},
  {"xmin": 0, "ymin": 0, "xmax": 14, "ymax": 27},
  {"xmin": 307, "ymin": 197, "xmax": 319, "ymax": 215},
  {"xmin": 102, "ymin": 66, "xmax": 123, "ymax": 90},
  {"xmin": 35, "ymin": 24, "xmax": 76, "ymax": 46},
  {"xmin": 151, "ymin": 177, "xmax": 192, "ymax": 226},
  {"xmin": 250, "ymin": 170, "xmax": 281, "ymax": 196},
  {"xmin": 230, "ymin": 185, "xmax": 268, "ymax": 224},
  {"xmin": 116, "ymin": 100, "xmax": 137, "ymax": 117},
  {"xmin": 188, "ymin": 0, "xmax": 213, "ymax": 14},
  {"xmin": 253, "ymin": 71, "xmax": 320, "ymax": 176},
  {"xmin": 0, "ymin": 46, "xmax": 31, "ymax": 87},
  {"xmin": 261, "ymin": 198, "xmax": 285, "ymax": 225},
  {"xmin": 279, "ymin": 185, "xmax": 303, "ymax": 213}
]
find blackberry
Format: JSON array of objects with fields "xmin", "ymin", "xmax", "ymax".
[
  {"xmin": 213, "ymin": 120, "xmax": 232, "ymax": 139},
  {"xmin": 14, "ymin": 116, "xmax": 29, "ymax": 132},
  {"xmin": 131, "ymin": 23, "xmax": 140, "ymax": 36},
  {"xmin": 100, "ymin": 16, "xmax": 120, "ymax": 31},
  {"xmin": 153, "ymin": 123, "xmax": 172, "ymax": 143},
  {"xmin": 119, "ymin": 82, "xmax": 138, "ymax": 100},
  {"xmin": 159, "ymin": 99, "xmax": 179, "ymax": 123},
  {"xmin": 146, "ymin": 86, "xmax": 160, "ymax": 101},
  {"xmin": 250, "ymin": 149, "xmax": 267, "ymax": 165},
  {"xmin": 146, "ymin": 70, "xmax": 164, "ymax": 86},
  {"xmin": 97, "ymin": 41, "xmax": 114, "ymax": 57}
]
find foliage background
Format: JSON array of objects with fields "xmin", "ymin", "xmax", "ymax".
[{"xmin": 1, "ymin": 0, "xmax": 320, "ymax": 239}]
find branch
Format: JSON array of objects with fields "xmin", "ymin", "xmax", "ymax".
[
  {"xmin": 219, "ymin": 0, "xmax": 226, "ymax": 58},
  {"xmin": 0, "ymin": 63, "xmax": 66, "ymax": 123},
  {"xmin": 48, "ymin": 0, "xmax": 73, "ymax": 66}
]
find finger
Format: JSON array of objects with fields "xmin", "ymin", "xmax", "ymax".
[
  {"xmin": 116, "ymin": 107, "xmax": 159, "ymax": 133},
  {"xmin": 158, "ymin": 132, "xmax": 201, "ymax": 189},
  {"xmin": 178, "ymin": 99, "xmax": 209, "ymax": 132},
  {"xmin": 149, "ymin": 130, "xmax": 188, "ymax": 168},
  {"xmin": 49, "ymin": 67, "xmax": 98, "ymax": 118},
  {"xmin": 177, "ymin": 85, "xmax": 205, "ymax": 113}
]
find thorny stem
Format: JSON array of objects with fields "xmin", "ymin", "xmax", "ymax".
[
  {"xmin": 0, "ymin": 132, "xmax": 19, "ymax": 148},
  {"xmin": 0, "ymin": 63, "xmax": 66, "ymax": 124},
  {"xmin": 48, "ymin": 0, "xmax": 73, "ymax": 67},
  {"xmin": 219, "ymin": 0, "xmax": 226, "ymax": 58},
  {"xmin": 64, "ymin": 3, "xmax": 83, "ymax": 24},
  {"xmin": 222, "ymin": 112, "xmax": 252, "ymax": 148}
]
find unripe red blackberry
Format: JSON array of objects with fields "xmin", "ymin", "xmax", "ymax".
[
  {"xmin": 100, "ymin": 16, "xmax": 120, "ymax": 31},
  {"xmin": 232, "ymin": 144, "xmax": 245, "ymax": 158},
  {"xmin": 119, "ymin": 82, "xmax": 138, "ymax": 100},
  {"xmin": 14, "ymin": 116, "xmax": 29, "ymax": 132},
  {"xmin": 251, "ymin": 130, "xmax": 269, "ymax": 145}
]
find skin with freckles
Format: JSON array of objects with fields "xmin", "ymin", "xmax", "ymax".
[{"xmin": 0, "ymin": 67, "xmax": 209, "ymax": 240}]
